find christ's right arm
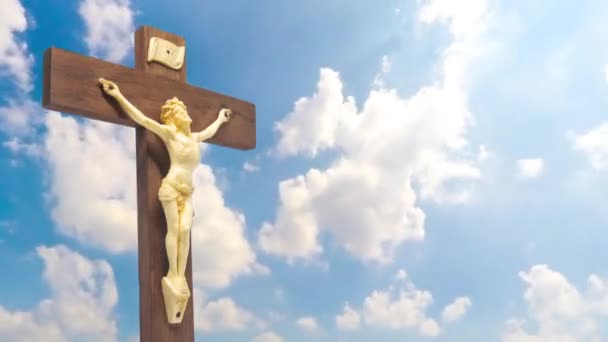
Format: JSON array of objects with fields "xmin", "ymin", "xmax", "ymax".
[{"xmin": 99, "ymin": 78, "xmax": 169, "ymax": 140}]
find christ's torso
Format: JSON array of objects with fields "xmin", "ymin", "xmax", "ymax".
[{"xmin": 163, "ymin": 130, "xmax": 200, "ymax": 188}]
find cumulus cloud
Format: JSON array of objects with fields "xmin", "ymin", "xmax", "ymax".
[
  {"xmin": 335, "ymin": 303, "xmax": 361, "ymax": 331},
  {"xmin": 274, "ymin": 68, "xmax": 357, "ymax": 158},
  {"xmin": 78, "ymin": 0, "xmax": 135, "ymax": 63},
  {"xmin": 0, "ymin": 308, "xmax": 64, "ymax": 342},
  {"xmin": 517, "ymin": 158, "xmax": 544, "ymax": 178},
  {"xmin": 373, "ymin": 55, "xmax": 392, "ymax": 88},
  {"xmin": 43, "ymin": 113, "xmax": 138, "ymax": 253},
  {"xmin": 0, "ymin": 0, "xmax": 38, "ymax": 148},
  {"xmin": 0, "ymin": 98, "xmax": 41, "ymax": 137},
  {"xmin": 0, "ymin": 0, "xmax": 33, "ymax": 91},
  {"xmin": 0, "ymin": 99, "xmax": 44, "ymax": 166},
  {"xmin": 190, "ymin": 163, "xmax": 268, "ymax": 288},
  {"xmin": 251, "ymin": 331, "xmax": 284, "ymax": 342},
  {"xmin": 441, "ymin": 296, "xmax": 472, "ymax": 323},
  {"xmin": 3, "ymin": 136, "xmax": 42, "ymax": 157},
  {"xmin": 335, "ymin": 270, "xmax": 470, "ymax": 337},
  {"xmin": 358, "ymin": 286, "xmax": 439, "ymax": 336},
  {"xmin": 571, "ymin": 122, "xmax": 608, "ymax": 171},
  {"xmin": 502, "ymin": 264, "xmax": 608, "ymax": 341},
  {"xmin": 260, "ymin": 0, "xmax": 491, "ymax": 263},
  {"xmin": 0, "ymin": 245, "xmax": 118, "ymax": 342},
  {"xmin": 296, "ymin": 316, "xmax": 320, "ymax": 333},
  {"xmin": 194, "ymin": 291, "xmax": 254, "ymax": 332},
  {"xmin": 418, "ymin": 0, "xmax": 489, "ymax": 40}
]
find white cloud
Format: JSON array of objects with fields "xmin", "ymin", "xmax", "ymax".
[
  {"xmin": 194, "ymin": 291, "xmax": 254, "ymax": 332},
  {"xmin": 502, "ymin": 264, "xmax": 608, "ymax": 341},
  {"xmin": 0, "ymin": 99, "xmax": 43, "ymax": 167},
  {"xmin": 243, "ymin": 161, "xmax": 260, "ymax": 172},
  {"xmin": 0, "ymin": 245, "xmax": 118, "ymax": 342},
  {"xmin": 257, "ymin": 170, "xmax": 324, "ymax": 261},
  {"xmin": 381, "ymin": 55, "xmax": 391, "ymax": 73},
  {"xmin": 274, "ymin": 68, "xmax": 357, "ymax": 158},
  {"xmin": 251, "ymin": 331, "xmax": 284, "ymax": 342},
  {"xmin": 360, "ymin": 287, "xmax": 440, "ymax": 336},
  {"xmin": 0, "ymin": 98, "xmax": 40, "ymax": 137},
  {"xmin": 604, "ymin": 64, "xmax": 608, "ymax": 84},
  {"xmin": 43, "ymin": 111, "xmax": 266, "ymax": 289},
  {"xmin": 190, "ymin": 163, "xmax": 268, "ymax": 288},
  {"xmin": 395, "ymin": 269, "xmax": 407, "ymax": 281},
  {"xmin": 35, "ymin": 245, "xmax": 118, "ymax": 340},
  {"xmin": 43, "ymin": 112, "xmax": 138, "ymax": 253},
  {"xmin": 335, "ymin": 303, "xmax": 361, "ymax": 331},
  {"xmin": 0, "ymin": 308, "xmax": 64, "ymax": 342},
  {"xmin": 78, "ymin": 0, "xmax": 134, "ymax": 63},
  {"xmin": 0, "ymin": 1, "xmax": 43, "ymax": 168},
  {"xmin": 477, "ymin": 144, "xmax": 491, "ymax": 162},
  {"xmin": 3, "ymin": 136, "xmax": 42, "ymax": 157},
  {"xmin": 417, "ymin": 0, "xmax": 489, "ymax": 40},
  {"xmin": 335, "ymin": 270, "xmax": 469, "ymax": 337},
  {"xmin": 296, "ymin": 316, "xmax": 320, "ymax": 333},
  {"xmin": 261, "ymin": 0, "xmax": 491, "ymax": 263},
  {"xmin": 441, "ymin": 296, "xmax": 472, "ymax": 323},
  {"xmin": 373, "ymin": 55, "xmax": 392, "ymax": 88},
  {"xmin": 571, "ymin": 122, "xmax": 608, "ymax": 171},
  {"xmin": 517, "ymin": 158, "xmax": 544, "ymax": 178},
  {"xmin": 0, "ymin": 0, "xmax": 33, "ymax": 91}
]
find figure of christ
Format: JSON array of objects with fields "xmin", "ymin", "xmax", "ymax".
[{"xmin": 99, "ymin": 78, "xmax": 231, "ymax": 295}]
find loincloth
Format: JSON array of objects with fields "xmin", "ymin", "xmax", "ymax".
[{"xmin": 158, "ymin": 179, "xmax": 194, "ymax": 213}]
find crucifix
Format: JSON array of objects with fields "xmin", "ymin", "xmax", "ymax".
[{"xmin": 42, "ymin": 26, "xmax": 255, "ymax": 341}]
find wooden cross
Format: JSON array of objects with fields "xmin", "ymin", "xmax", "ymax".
[{"xmin": 42, "ymin": 26, "xmax": 255, "ymax": 341}]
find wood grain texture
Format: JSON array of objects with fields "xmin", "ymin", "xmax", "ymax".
[
  {"xmin": 134, "ymin": 26, "xmax": 194, "ymax": 342},
  {"xmin": 43, "ymin": 47, "xmax": 256, "ymax": 150}
]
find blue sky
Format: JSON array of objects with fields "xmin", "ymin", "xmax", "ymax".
[{"xmin": 1, "ymin": 0, "xmax": 608, "ymax": 341}]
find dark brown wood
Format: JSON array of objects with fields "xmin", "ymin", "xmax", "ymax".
[
  {"xmin": 135, "ymin": 27, "xmax": 194, "ymax": 342},
  {"xmin": 43, "ymin": 47, "xmax": 256, "ymax": 150},
  {"xmin": 41, "ymin": 25, "xmax": 257, "ymax": 342}
]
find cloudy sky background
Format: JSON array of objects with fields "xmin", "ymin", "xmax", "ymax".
[{"xmin": 1, "ymin": 0, "xmax": 608, "ymax": 341}]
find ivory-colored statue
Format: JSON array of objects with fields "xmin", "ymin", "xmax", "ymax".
[{"xmin": 99, "ymin": 78, "xmax": 230, "ymax": 323}]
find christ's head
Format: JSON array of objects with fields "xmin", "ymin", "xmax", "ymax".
[{"xmin": 161, "ymin": 97, "xmax": 192, "ymax": 129}]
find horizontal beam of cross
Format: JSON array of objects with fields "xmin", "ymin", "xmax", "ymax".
[{"xmin": 43, "ymin": 47, "xmax": 256, "ymax": 150}]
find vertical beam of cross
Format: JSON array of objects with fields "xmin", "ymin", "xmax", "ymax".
[{"xmin": 134, "ymin": 27, "xmax": 194, "ymax": 341}]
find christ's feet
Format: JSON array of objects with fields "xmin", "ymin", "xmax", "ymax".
[
  {"xmin": 176, "ymin": 276, "xmax": 190, "ymax": 295},
  {"xmin": 165, "ymin": 275, "xmax": 190, "ymax": 295}
]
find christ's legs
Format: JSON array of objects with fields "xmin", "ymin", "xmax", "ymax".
[
  {"xmin": 161, "ymin": 199, "xmax": 180, "ymax": 283},
  {"xmin": 177, "ymin": 199, "xmax": 193, "ymax": 293}
]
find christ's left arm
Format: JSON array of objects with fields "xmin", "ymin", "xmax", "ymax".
[{"xmin": 193, "ymin": 108, "xmax": 231, "ymax": 142}]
